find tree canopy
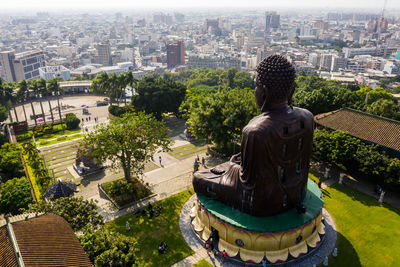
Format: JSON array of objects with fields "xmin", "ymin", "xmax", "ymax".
[
  {"xmin": 0, "ymin": 177, "xmax": 32, "ymax": 215},
  {"xmin": 132, "ymin": 75, "xmax": 186, "ymax": 119},
  {"xmin": 313, "ymin": 129, "xmax": 400, "ymax": 187},
  {"xmin": 78, "ymin": 227, "xmax": 139, "ymax": 267},
  {"xmin": 83, "ymin": 112, "xmax": 171, "ymax": 183},
  {"xmin": 294, "ymin": 75, "xmax": 399, "ymax": 120},
  {"xmin": 0, "ymin": 105, "xmax": 8, "ymax": 122},
  {"xmin": 0, "ymin": 143, "xmax": 24, "ymax": 182},
  {"xmin": 187, "ymin": 88, "xmax": 259, "ymax": 149},
  {"xmin": 26, "ymin": 196, "xmax": 104, "ymax": 231}
]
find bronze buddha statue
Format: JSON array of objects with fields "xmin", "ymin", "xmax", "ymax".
[{"xmin": 193, "ymin": 55, "xmax": 314, "ymax": 217}]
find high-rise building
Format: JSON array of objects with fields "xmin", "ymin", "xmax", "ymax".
[
  {"xmin": 174, "ymin": 13, "xmax": 185, "ymax": 23},
  {"xmin": 0, "ymin": 50, "xmax": 45, "ymax": 82},
  {"xmin": 320, "ymin": 54, "xmax": 333, "ymax": 71},
  {"xmin": 204, "ymin": 19, "xmax": 221, "ymax": 35},
  {"xmin": 153, "ymin": 12, "xmax": 173, "ymax": 25},
  {"xmin": 265, "ymin": 11, "xmax": 280, "ymax": 33},
  {"xmin": 367, "ymin": 18, "xmax": 388, "ymax": 34},
  {"xmin": 166, "ymin": 40, "xmax": 185, "ymax": 69},
  {"xmin": 97, "ymin": 41, "xmax": 112, "ymax": 66},
  {"xmin": 308, "ymin": 53, "xmax": 319, "ymax": 68},
  {"xmin": 313, "ymin": 20, "xmax": 329, "ymax": 31},
  {"xmin": 331, "ymin": 56, "xmax": 348, "ymax": 71},
  {"xmin": 0, "ymin": 51, "xmax": 16, "ymax": 82}
]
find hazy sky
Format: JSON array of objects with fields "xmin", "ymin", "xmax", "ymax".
[{"xmin": 2, "ymin": 0, "xmax": 398, "ymax": 11}]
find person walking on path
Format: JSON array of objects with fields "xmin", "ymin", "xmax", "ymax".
[{"xmin": 159, "ymin": 156, "xmax": 162, "ymax": 166}]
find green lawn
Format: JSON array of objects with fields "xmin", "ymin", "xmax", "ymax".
[
  {"xmin": 168, "ymin": 141, "xmax": 207, "ymax": 160},
  {"xmin": 324, "ymin": 184, "xmax": 400, "ymax": 267},
  {"xmin": 106, "ymin": 189, "xmax": 195, "ymax": 266},
  {"xmin": 38, "ymin": 134, "xmax": 83, "ymax": 147},
  {"xmin": 193, "ymin": 259, "xmax": 214, "ymax": 267}
]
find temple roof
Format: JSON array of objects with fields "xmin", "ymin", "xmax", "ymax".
[
  {"xmin": 0, "ymin": 227, "xmax": 18, "ymax": 267},
  {"xmin": 44, "ymin": 181, "xmax": 77, "ymax": 199},
  {"xmin": 314, "ymin": 107, "xmax": 400, "ymax": 152},
  {"xmin": 0, "ymin": 213, "xmax": 92, "ymax": 267}
]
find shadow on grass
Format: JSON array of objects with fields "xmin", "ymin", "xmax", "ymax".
[
  {"xmin": 330, "ymin": 232, "xmax": 361, "ymax": 267},
  {"xmin": 322, "ymin": 188, "xmax": 332, "ymax": 198},
  {"xmin": 80, "ymin": 171, "xmax": 106, "ymax": 187},
  {"xmin": 106, "ymin": 190, "xmax": 195, "ymax": 266},
  {"xmin": 333, "ymin": 183, "xmax": 400, "ymax": 213}
]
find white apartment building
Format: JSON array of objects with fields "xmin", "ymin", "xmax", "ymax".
[
  {"xmin": 39, "ymin": 65, "xmax": 71, "ymax": 81},
  {"xmin": 0, "ymin": 50, "xmax": 45, "ymax": 82}
]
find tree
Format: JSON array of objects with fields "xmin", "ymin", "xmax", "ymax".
[
  {"xmin": 83, "ymin": 112, "xmax": 171, "ymax": 183},
  {"xmin": 132, "ymin": 76, "xmax": 187, "ymax": 119},
  {"xmin": 16, "ymin": 80, "xmax": 29, "ymax": 121},
  {"xmin": 366, "ymin": 98, "xmax": 398, "ymax": 119},
  {"xmin": 0, "ymin": 105, "xmax": 8, "ymax": 122},
  {"xmin": 379, "ymin": 78, "xmax": 390, "ymax": 89},
  {"xmin": 0, "ymin": 143, "xmax": 24, "ymax": 182},
  {"xmin": 47, "ymin": 78, "xmax": 64, "ymax": 122},
  {"xmin": 0, "ymin": 177, "xmax": 33, "ymax": 215},
  {"xmin": 78, "ymin": 227, "xmax": 138, "ymax": 266},
  {"xmin": 187, "ymin": 88, "xmax": 259, "ymax": 149},
  {"xmin": 65, "ymin": 113, "xmax": 80, "ymax": 129},
  {"xmin": 26, "ymin": 196, "xmax": 103, "ymax": 231},
  {"xmin": 124, "ymin": 71, "xmax": 136, "ymax": 106}
]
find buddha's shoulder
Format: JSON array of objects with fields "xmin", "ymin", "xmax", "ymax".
[
  {"xmin": 243, "ymin": 107, "xmax": 313, "ymax": 134},
  {"xmin": 292, "ymin": 106, "xmax": 314, "ymax": 120}
]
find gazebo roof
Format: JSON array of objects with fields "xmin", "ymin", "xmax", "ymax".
[{"xmin": 44, "ymin": 181, "xmax": 77, "ymax": 199}]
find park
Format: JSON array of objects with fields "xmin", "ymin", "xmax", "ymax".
[{"xmin": 0, "ymin": 61, "xmax": 399, "ymax": 266}]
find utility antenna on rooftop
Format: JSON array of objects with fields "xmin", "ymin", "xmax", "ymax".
[{"xmin": 381, "ymin": 0, "xmax": 388, "ymax": 19}]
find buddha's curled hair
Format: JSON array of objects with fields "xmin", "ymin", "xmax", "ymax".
[{"xmin": 256, "ymin": 55, "xmax": 296, "ymax": 102}]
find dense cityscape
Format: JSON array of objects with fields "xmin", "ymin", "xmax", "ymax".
[
  {"xmin": 0, "ymin": 2, "xmax": 399, "ymax": 267},
  {"xmin": 1, "ymin": 9, "xmax": 400, "ymax": 88}
]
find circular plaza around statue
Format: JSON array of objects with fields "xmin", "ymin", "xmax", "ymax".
[{"xmin": 190, "ymin": 179, "xmax": 326, "ymax": 264}]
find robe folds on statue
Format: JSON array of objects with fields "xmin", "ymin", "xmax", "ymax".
[{"xmin": 193, "ymin": 103, "xmax": 314, "ymax": 217}]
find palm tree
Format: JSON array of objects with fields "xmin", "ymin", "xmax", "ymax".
[
  {"xmin": 47, "ymin": 79, "xmax": 61, "ymax": 123},
  {"xmin": 108, "ymin": 73, "xmax": 118, "ymax": 104},
  {"xmin": 28, "ymin": 80, "xmax": 39, "ymax": 126},
  {"xmin": 97, "ymin": 72, "xmax": 110, "ymax": 100},
  {"xmin": 123, "ymin": 71, "xmax": 136, "ymax": 106},
  {"xmin": 47, "ymin": 78, "xmax": 64, "ymax": 125},
  {"xmin": 0, "ymin": 78, "xmax": 15, "ymax": 122},
  {"xmin": 17, "ymin": 80, "xmax": 29, "ymax": 122},
  {"xmin": 37, "ymin": 79, "xmax": 47, "ymax": 124}
]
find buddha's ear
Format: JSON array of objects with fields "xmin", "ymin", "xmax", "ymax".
[
  {"xmin": 287, "ymin": 83, "xmax": 295, "ymax": 106},
  {"xmin": 255, "ymin": 86, "xmax": 265, "ymax": 108}
]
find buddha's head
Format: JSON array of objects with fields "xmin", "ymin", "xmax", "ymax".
[{"xmin": 255, "ymin": 55, "xmax": 296, "ymax": 110}]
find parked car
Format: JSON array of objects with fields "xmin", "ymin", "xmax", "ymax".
[{"xmin": 96, "ymin": 101, "xmax": 108, "ymax": 107}]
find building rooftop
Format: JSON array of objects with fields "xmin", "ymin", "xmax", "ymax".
[
  {"xmin": 314, "ymin": 107, "xmax": 400, "ymax": 151},
  {"xmin": 0, "ymin": 227, "xmax": 17, "ymax": 267},
  {"xmin": 59, "ymin": 80, "xmax": 92, "ymax": 87},
  {"xmin": 0, "ymin": 213, "xmax": 92, "ymax": 267}
]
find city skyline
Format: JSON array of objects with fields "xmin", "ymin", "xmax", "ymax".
[{"xmin": 1, "ymin": 0, "xmax": 399, "ymax": 12}]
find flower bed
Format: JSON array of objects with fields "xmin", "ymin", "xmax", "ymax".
[{"xmin": 100, "ymin": 179, "xmax": 152, "ymax": 207}]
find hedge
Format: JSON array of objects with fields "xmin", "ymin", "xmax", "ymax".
[{"xmin": 313, "ymin": 129, "xmax": 400, "ymax": 189}]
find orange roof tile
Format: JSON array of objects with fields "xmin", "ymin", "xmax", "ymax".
[
  {"xmin": 314, "ymin": 108, "xmax": 400, "ymax": 151},
  {"xmin": 0, "ymin": 227, "xmax": 18, "ymax": 267},
  {"xmin": 12, "ymin": 213, "xmax": 92, "ymax": 267}
]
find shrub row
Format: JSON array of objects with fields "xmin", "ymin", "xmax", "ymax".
[
  {"xmin": 108, "ymin": 105, "xmax": 134, "ymax": 117},
  {"xmin": 101, "ymin": 179, "xmax": 151, "ymax": 207},
  {"xmin": 313, "ymin": 129, "xmax": 400, "ymax": 189}
]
